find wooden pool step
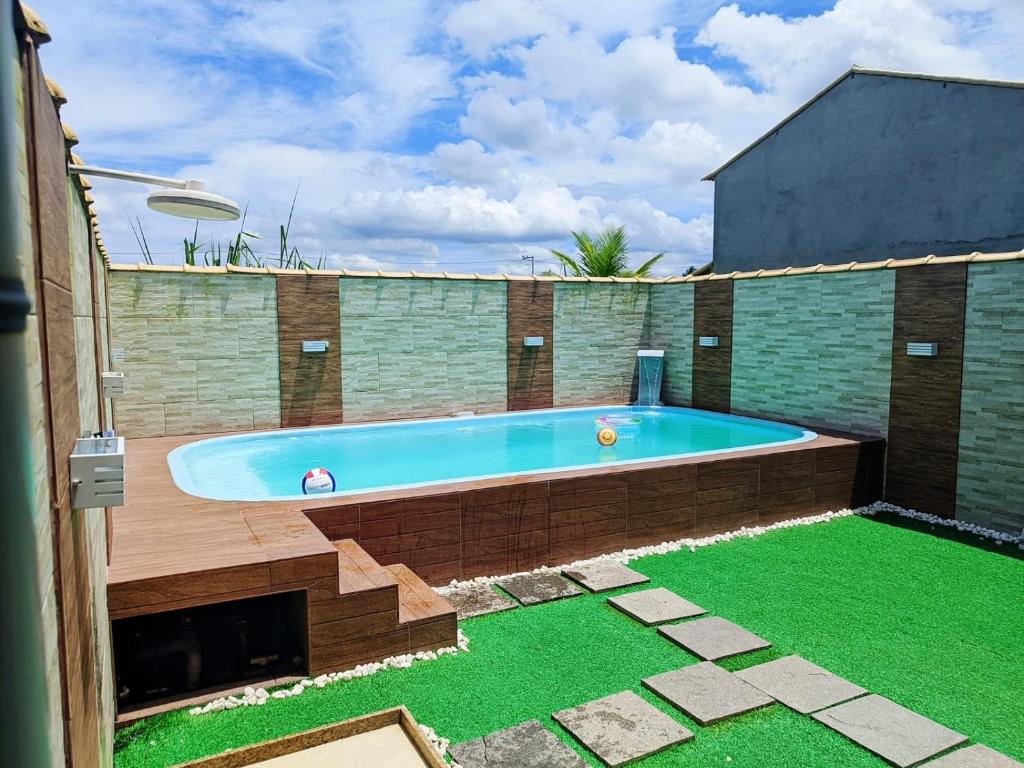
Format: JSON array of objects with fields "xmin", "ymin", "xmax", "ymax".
[
  {"xmin": 384, "ymin": 564, "xmax": 458, "ymax": 653},
  {"xmin": 384, "ymin": 563, "xmax": 457, "ymax": 626},
  {"xmin": 334, "ymin": 539, "xmax": 398, "ymax": 594},
  {"xmin": 313, "ymin": 541, "xmax": 458, "ymax": 670}
]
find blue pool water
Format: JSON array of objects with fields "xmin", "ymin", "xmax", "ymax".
[{"xmin": 167, "ymin": 406, "xmax": 815, "ymax": 502}]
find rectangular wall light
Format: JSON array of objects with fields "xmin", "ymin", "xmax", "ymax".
[
  {"xmin": 698, "ymin": 336, "xmax": 720, "ymax": 347},
  {"xmin": 523, "ymin": 336, "xmax": 544, "ymax": 347},
  {"xmin": 907, "ymin": 342, "xmax": 939, "ymax": 357},
  {"xmin": 101, "ymin": 371, "xmax": 125, "ymax": 398},
  {"xmin": 301, "ymin": 340, "xmax": 329, "ymax": 353}
]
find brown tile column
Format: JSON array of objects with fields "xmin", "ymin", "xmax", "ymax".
[
  {"xmin": 507, "ymin": 280, "xmax": 553, "ymax": 410},
  {"xmin": 692, "ymin": 279, "xmax": 733, "ymax": 412},
  {"xmin": 885, "ymin": 264, "xmax": 967, "ymax": 517},
  {"xmin": 277, "ymin": 275, "xmax": 343, "ymax": 427}
]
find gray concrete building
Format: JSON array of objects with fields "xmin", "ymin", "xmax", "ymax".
[{"xmin": 705, "ymin": 67, "xmax": 1024, "ymax": 272}]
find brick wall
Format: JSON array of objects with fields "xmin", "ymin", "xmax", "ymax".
[
  {"xmin": 340, "ymin": 277, "xmax": 507, "ymax": 421},
  {"xmin": 108, "ymin": 272, "xmax": 280, "ymax": 437},
  {"xmin": 957, "ymin": 262, "xmax": 1024, "ymax": 535},
  {"xmin": 552, "ymin": 282, "xmax": 650, "ymax": 406},
  {"xmin": 730, "ymin": 272, "xmax": 895, "ymax": 436}
]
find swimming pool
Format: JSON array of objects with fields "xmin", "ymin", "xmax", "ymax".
[{"xmin": 167, "ymin": 406, "xmax": 816, "ymax": 502}]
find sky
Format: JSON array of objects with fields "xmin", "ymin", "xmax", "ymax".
[{"xmin": 33, "ymin": 0, "xmax": 1024, "ymax": 276}]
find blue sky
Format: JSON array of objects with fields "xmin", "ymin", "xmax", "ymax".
[{"xmin": 35, "ymin": 0, "xmax": 1024, "ymax": 275}]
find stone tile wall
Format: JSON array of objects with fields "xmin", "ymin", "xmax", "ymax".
[
  {"xmin": 67, "ymin": 182, "xmax": 114, "ymax": 766},
  {"xmin": 340, "ymin": 278, "xmax": 508, "ymax": 421},
  {"xmin": 648, "ymin": 284, "xmax": 694, "ymax": 405},
  {"xmin": 957, "ymin": 262, "xmax": 1024, "ymax": 534},
  {"xmin": 553, "ymin": 283, "xmax": 650, "ymax": 406},
  {"xmin": 108, "ymin": 272, "xmax": 280, "ymax": 437},
  {"xmin": 731, "ymin": 272, "xmax": 895, "ymax": 436}
]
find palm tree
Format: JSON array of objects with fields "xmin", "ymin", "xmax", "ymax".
[{"xmin": 551, "ymin": 225, "xmax": 664, "ymax": 277}]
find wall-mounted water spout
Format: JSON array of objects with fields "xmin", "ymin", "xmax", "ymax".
[{"xmin": 634, "ymin": 350, "xmax": 665, "ymax": 406}]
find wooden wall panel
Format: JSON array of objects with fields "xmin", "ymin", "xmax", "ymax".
[
  {"xmin": 277, "ymin": 276, "xmax": 343, "ymax": 427},
  {"xmin": 692, "ymin": 280, "xmax": 733, "ymax": 412},
  {"xmin": 507, "ymin": 281, "xmax": 553, "ymax": 410},
  {"xmin": 306, "ymin": 437, "xmax": 883, "ymax": 586},
  {"xmin": 885, "ymin": 265, "xmax": 967, "ymax": 517},
  {"xmin": 22, "ymin": 38, "xmax": 96, "ymax": 768}
]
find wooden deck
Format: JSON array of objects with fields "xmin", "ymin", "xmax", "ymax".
[
  {"xmin": 109, "ymin": 424, "xmax": 883, "ymax": 714},
  {"xmin": 111, "ymin": 428, "xmax": 882, "ymax": 599}
]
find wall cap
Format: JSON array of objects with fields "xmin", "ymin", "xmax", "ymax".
[{"xmin": 105, "ymin": 249, "xmax": 1024, "ymax": 282}]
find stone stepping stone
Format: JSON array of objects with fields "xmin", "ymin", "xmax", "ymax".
[
  {"xmin": 498, "ymin": 572, "xmax": 582, "ymax": 606},
  {"xmin": 735, "ymin": 654, "xmax": 867, "ymax": 714},
  {"xmin": 659, "ymin": 616, "xmax": 771, "ymax": 661},
  {"xmin": 923, "ymin": 745, "xmax": 1024, "ymax": 767},
  {"xmin": 561, "ymin": 561, "xmax": 650, "ymax": 592},
  {"xmin": 449, "ymin": 719, "xmax": 588, "ymax": 768},
  {"xmin": 444, "ymin": 584, "xmax": 518, "ymax": 620},
  {"xmin": 608, "ymin": 587, "xmax": 706, "ymax": 626},
  {"xmin": 553, "ymin": 690, "xmax": 693, "ymax": 767},
  {"xmin": 812, "ymin": 694, "xmax": 967, "ymax": 768},
  {"xmin": 643, "ymin": 661, "xmax": 774, "ymax": 725}
]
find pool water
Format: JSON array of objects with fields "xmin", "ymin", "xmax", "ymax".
[{"xmin": 167, "ymin": 406, "xmax": 815, "ymax": 502}]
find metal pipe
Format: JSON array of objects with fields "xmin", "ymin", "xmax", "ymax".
[
  {"xmin": 0, "ymin": 1, "xmax": 54, "ymax": 764},
  {"xmin": 68, "ymin": 163, "xmax": 201, "ymax": 191}
]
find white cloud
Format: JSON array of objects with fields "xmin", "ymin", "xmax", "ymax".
[
  {"xmin": 32, "ymin": 0, "xmax": 1024, "ymax": 276},
  {"xmin": 698, "ymin": 0, "xmax": 1003, "ymax": 102}
]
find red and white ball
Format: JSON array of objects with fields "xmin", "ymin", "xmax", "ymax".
[{"xmin": 302, "ymin": 467, "xmax": 336, "ymax": 495}]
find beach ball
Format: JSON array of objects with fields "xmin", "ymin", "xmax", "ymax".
[
  {"xmin": 302, "ymin": 467, "xmax": 336, "ymax": 495},
  {"xmin": 596, "ymin": 427, "xmax": 618, "ymax": 447}
]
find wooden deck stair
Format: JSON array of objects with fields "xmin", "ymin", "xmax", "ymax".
[
  {"xmin": 310, "ymin": 540, "xmax": 457, "ymax": 674},
  {"xmin": 385, "ymin": 563, "xmax": 458, "ymax": 627}
]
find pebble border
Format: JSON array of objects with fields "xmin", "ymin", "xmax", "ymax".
[
  {"xmin": 188, "ymin": 629, "xmax": 470, "ymax": 715},
  {"xmin": 437, "ymin": 501, "xmax": 1020, "ymax": 595}
]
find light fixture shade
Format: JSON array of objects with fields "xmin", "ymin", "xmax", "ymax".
[{"xmin": 146, "ymin": 188, "xmax": 240, "ymax": 221}]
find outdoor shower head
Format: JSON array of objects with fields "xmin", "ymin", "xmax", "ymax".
[
  {"xmin": 146, "ymin": 186, "xmax": 240, "ymax": 221},
  {"xmin": 69, "ymin": 165, "xmax": 241, "ymax": 222}
]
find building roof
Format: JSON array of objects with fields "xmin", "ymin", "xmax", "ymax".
[{"xmin": 702, "ymin": 66, "xmax": 1024, "ymax": 181}]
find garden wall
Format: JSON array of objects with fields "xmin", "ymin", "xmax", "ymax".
[
  {"xmin": 108, "ymin": 272, "xmax": 280, "ymax": 436},
  {"xmin": 730, "ymin": 271, "xmax": 895, "ymax": 435},
  {"xmin": 341, "ymin": 277, "xmax": 507, "ymax": 421},
  {"xmin": 957, "ymin": 262, "xmax": 1024, "ymax": 533},
  {"xmin": 106, "ymin": 253, "xmax": 1024, "ymax": 536},
  {"xmin": 552, "ymin": 282, "xmax": 649, "ymax": 406}
]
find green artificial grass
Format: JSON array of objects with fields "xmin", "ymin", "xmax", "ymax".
[{"xmin": 114, "ymin": 514, "xmax": 1024, "ymax": 767}]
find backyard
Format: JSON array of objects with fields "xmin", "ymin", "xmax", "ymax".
[{"xmin": 113, "ymin": 511, "xmax": 1024, "ymax": 767}]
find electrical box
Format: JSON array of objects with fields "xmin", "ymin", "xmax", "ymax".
[
  {"xmin": 70, "ymin": 436, "xmax": 125, "ymax": 509},
  {"xmin": 523, "ymin": 336, "xmax": 544, "ymax": 347},
  {"xmin": 907, "ymin": 342, "xmax": 939, "ymax": 357},
  {"xmin": 102, "ymin": 371, "xmax": 125, "ymax": 398},
  {"xmin": 301, "ymin": 340, "xmax": 329, "ymax": 353},
  {"xmin": 698, "ymin": 336, "xmax": 720, "ymax": 347}
]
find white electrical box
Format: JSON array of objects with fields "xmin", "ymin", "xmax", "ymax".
[
  {"xmin": 698, "ymin": 336, "xmax": 720, "ymax": 347},
  {"xmin": 301, "ymin": 340, "xmax": 329, "ymax": 353},
  {"xmin": 70, "ymin": 436, "xmax": 125, "ymax": 509},
  {"xmin": 101, "ymin": 371, "xmax": 125, "ymax": 398},
  {"xmin": 907, "ymin": 342, "xmax": 939, "ymax": 357},
  {"xmin": 523, "ymin": 336, "xmax": 544, "ymax": 347}
]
